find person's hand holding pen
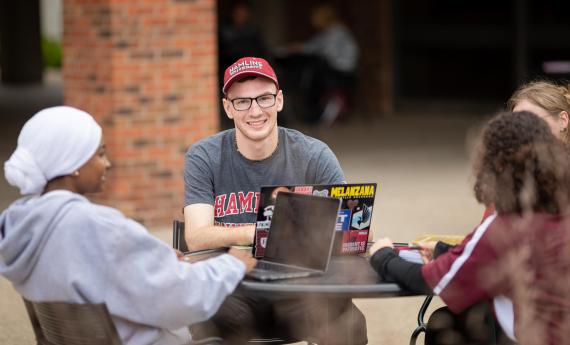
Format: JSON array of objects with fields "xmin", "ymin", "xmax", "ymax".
[
  {"xmin": 369, "ymin": 239, "xmax": 440, "ymax": 264},
  {"xmin": 414, "ymin": 241, "xmax": 438, "ymax": 264}
]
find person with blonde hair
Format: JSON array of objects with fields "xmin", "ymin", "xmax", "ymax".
[
  {"xmin": 0, "ymin": 106, "xmax": 256, "ymax": 345},
  {"xmin": 507, "ymin": 80, "xmax": 570, "ymax": 145},
  {"xmin": 410, "ymin": 80, "xmax": 570, "ymax": 259}
]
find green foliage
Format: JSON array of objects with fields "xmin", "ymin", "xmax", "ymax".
[{"xmin": 41, "ymin": 36, "xmax": 62, "ymax": 69}]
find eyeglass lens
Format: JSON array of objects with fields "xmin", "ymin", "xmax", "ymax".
[{"xmin": 232, "ymin": 94, "xmax": 276, "ymax": 110}]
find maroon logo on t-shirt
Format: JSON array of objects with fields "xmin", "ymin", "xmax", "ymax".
[{"xmin": 214, "ymin": 191, "xmax": 260, "ymax": 218}]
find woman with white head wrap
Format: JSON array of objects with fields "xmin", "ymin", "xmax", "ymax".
[
  {"xmin": 4, "ymin": 106, "xmax": 103, "ymax": 195},
  {"xmin": 0, "ymin": 106, "xmax": 255, "ymax": 345}
]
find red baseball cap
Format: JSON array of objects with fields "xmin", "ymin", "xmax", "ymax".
[{"xmin": 222, "ymin": 57, "xmax": 279, "ymax": 95}]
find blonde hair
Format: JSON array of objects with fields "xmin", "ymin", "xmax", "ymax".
[{"xmin": 507, "ymin": 80, "xmax": 570, "ymax": 145}]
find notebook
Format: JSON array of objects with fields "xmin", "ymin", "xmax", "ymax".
[
  {"xmin": 246, "ymin": 192, "xmax": 341, "ymax": 281},
  {"xmin": 253, "ymin": 183, "xmax": 378, "ymax": 258}
]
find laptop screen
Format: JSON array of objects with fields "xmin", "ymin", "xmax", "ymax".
[{"xmin": 263, "ymin": 192, "xmax": 341, "ymax": 271}]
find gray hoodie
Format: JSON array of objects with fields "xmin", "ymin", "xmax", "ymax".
[{"xmin": 0, "ymin": 190, "xmax": 245, "ymax": 345}]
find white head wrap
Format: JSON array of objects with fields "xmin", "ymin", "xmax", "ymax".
[{"xmin": 4, "ymin": 106, "xmax": 102, "ymax": 195}]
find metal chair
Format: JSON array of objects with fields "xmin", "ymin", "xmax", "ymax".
[
  {"xmin": 409, "ymin": 296, "xmax": 433, "ymax": 345},
  {"xmin": 406, "ymin": 235, "xmax": 466, "ymax": 345},
  {"xmin": 173, "ymin": 219, "xmax": 189, "ymax": 253},
  {"xmin": 367, "ymin": 240, "xmax": 432, "ymax": 345},
  {"xmin": 22, "ymin": 297, "xmax": 222, "ymax": 345},
  {"xmin": 173, "ymin": 220, "xmax": 308, "ymax": 345}
]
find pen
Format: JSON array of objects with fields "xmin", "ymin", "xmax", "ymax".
[{"xmin": 393, "ymin": 242, "xmax": 422, "ymax": 250}]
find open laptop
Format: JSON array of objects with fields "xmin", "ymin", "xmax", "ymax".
[
  {"xmin": 246, "ymin": 192, "xmax": 341, "ymax": 281},
  {"xmin": 254, "ymin": 183, "xmax": 378, "ymax": 258}
]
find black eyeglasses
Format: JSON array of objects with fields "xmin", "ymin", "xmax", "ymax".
[{"xmin": 227, "ymin": 93, "xmax": 277, "ymax": 111}]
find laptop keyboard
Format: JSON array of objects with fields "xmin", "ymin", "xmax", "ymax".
[
  {"xmin": 256, "ymin": 261, "xmax": 296, "ymax": 271},
  {"xmin": 250, "ymin": 262, "xmax": 312, "ymax": 280}
]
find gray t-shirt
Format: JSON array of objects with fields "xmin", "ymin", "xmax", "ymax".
[{"xmin": 184, "ymin": 127, "xmax": 345, "ymax": 226}]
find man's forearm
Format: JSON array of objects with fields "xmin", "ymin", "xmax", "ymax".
[{"xmin": 185, "ymin": 225, "xmax": 255, "ymax": 251}]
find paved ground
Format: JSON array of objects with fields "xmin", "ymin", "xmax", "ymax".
[{"xmin": 0, "ymin": 77, "xmax": 501, "ymax": 344}]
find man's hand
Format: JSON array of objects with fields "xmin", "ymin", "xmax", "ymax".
[
  {"xmin": 369, "ymin": 237, "xmax": 394, "ymax": 256},
  {"xmin": 228, "ymin": 248, "xmax": 257, "ymax": 273}
]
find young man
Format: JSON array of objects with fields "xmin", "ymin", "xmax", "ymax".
[{"xmin": 183, "ymin": 57, "xmax": 367, "ymax": 344}]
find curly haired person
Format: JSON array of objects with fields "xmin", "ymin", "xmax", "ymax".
[{"xmin": 370, "ymin": 111, "xmax": 570, "ymax": 345}]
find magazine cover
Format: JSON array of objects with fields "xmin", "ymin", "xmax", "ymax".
[{"xmin": 254, "ymin": 183, "xmax": 378, "ymax": 257}]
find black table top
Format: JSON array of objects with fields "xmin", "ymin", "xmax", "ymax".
[{"xmin": 238, "ymin": 255, "xmax": 410, "ymax": 299}]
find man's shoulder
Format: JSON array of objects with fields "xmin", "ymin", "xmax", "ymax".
[
  {"xmin": 279, "ymin": 127, "xmax": 333, "ymax": 160},
  {"xmin": 280, "ymin": 127, "xmax": 328, "ymax": 148},
  {"xmin": 188, "ymin": 129, "xmax": 234, "ymax": 153}
]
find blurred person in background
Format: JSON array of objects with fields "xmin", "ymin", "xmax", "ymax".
[
  {"xmin": 0, "ymin": 106, "xmax": 256, "ymax": 345},
  {"xmin": 285, "ymin": 4, "xmax": 359, "ymax": 125},
  {"xmin": 219, "ymin": 1, "xmax": 269, "ymax": 71},
  {"xmin": 370, "ymin": 111, "xmax": 570, "ymax": 345}
]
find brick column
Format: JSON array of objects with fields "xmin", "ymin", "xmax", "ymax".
[{"xmin": 63, "ymin": 0, "xmax": 219, "ymax": 227}]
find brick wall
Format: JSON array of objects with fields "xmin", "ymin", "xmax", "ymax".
[{"xmin": 63, "ymin": 0, "xmax": 219, "ymax": 227}]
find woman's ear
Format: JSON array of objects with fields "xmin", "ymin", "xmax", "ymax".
[{"xmin": 559, "ymin": 111, "xmax": 569, "ymax": 131}]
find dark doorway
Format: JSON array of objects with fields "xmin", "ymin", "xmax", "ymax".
[
  {"xmin": 394, "ymin": 0, "xmax": 570, "ymax": 104},
  {"xmin": 0, "ymin": 1, "xmax": 43, "ymax": 84}
]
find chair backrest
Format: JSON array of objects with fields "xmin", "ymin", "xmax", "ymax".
[
  {"xmin": 23, "ymin": 298, "xmax": 123, "ymax": 345},
  {"xmin": 173, "ymin": 220, "xmax": 189, "ymax": 252}
]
